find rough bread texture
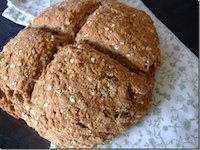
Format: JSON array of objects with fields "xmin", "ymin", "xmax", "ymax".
[
  {"xmin": 24, "ymin": 44, "xmax": 153, "ymax": 148},
  {"xmin": 76, "ymin": 0, "xmax": 160, "ymax": 73},
  {"xmin": 30, "ymin": 0, "xmax": 101, "ymax": 41},
  {"xmin": 0, "ymin": 0, "xmax": 160, "ymax": 148},
  {"xmin": 0, "ymin": 28, "xmax": 69, "ymax": 118}
]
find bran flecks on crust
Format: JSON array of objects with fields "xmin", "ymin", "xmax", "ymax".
[
  {"xmin": 29, "ymin": 43, "xmax": 153, "ymax": 148},
  {"xmin": 0, "ymin": 0, "xmax": 160, "ymax": 148},
  {"xmin": 76, "ymin": 0, "xmax": 160, "ymax": 73},
  {"xmin": 0, "ymin": 28, "xmax": 69, "ymax": 118}
]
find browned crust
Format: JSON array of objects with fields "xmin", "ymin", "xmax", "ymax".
[
  {"xmin": 26, "ymin": 43, "xmax": 153, "ymax": 148},
  {"xmin": 0, "ymin": 28, "xmax": 69, "ymax": 117},
  {"xmin": 76, "ymin": 0, "xmax": 160, "ymax": 72},
  {"xmin": 30, "ymin": 0, "xmax": 101, "ymax": 40},
  {"xmin": 0, "ymin": 0, "xmax": 160, "ymax": 148}
]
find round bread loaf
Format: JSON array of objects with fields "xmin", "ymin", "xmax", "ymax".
[{"xmin": 0, "ymin": 0, "xmax": 160, "ymax": 148}]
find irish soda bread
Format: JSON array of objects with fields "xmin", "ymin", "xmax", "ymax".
[{"xmin": 0, "ymin": 0, "xmax": 160, "ymax": 148}]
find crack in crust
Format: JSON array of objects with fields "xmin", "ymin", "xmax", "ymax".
[
  {"xmin": 0, "ymin": 0, "xmax": 160, "ymax": 148},
  {"xmin": 0, "ymin": 28, "xmax": 68, "ymax": 117},
  {"xmin": 30, "ymin": 0, "xmax": 102, "ymax": 43},
  {"xmin": 27, "ymin": 43, "xmax": 153, "ymax": 147},
  {"xmin": 76, "ymin": 0, "xmax": 160, "ymax": 73}
]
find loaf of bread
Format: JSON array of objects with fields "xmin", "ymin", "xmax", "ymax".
[{"xmin": 0, "ymin": 0, "xmax": 160, "ymax": 148}]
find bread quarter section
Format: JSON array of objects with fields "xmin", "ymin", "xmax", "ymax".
[
  {"xmin": 28, "ymin": 43, "xmax": 153, "ymax": 148},
  {"xmin": 76, "ymin": 0, "xmax": 160, "ymax": 73},
  {"xmin": 0, "ymin": 28, "xmax": 68, "ymax": 118},
  {"xmin": 30, "ymin": 0, "xmax": 101, "ymax": 42}
]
